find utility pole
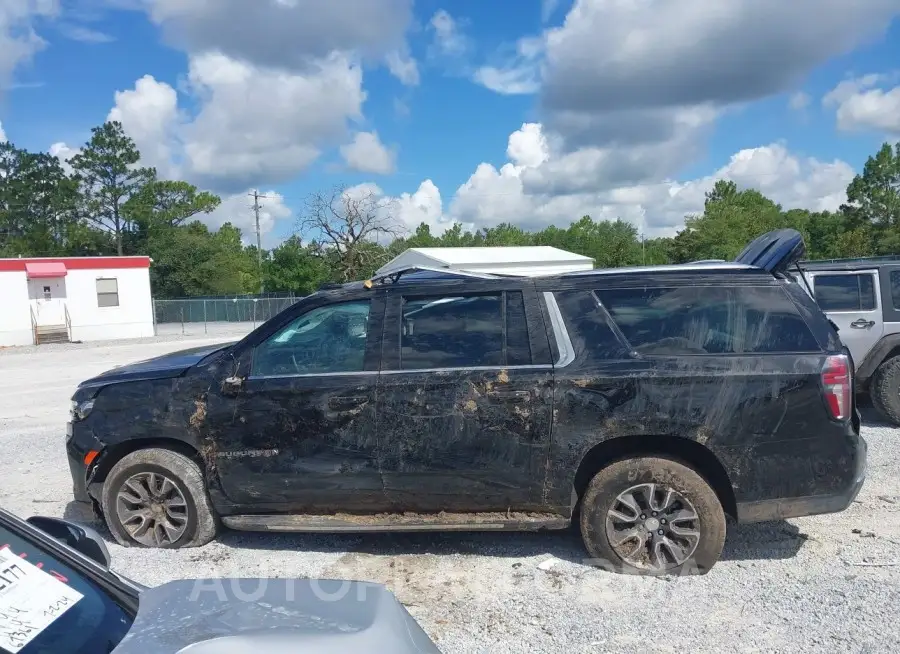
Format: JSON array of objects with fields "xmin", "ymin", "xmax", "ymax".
[
  {"xmin": 641, "ymin": 232, "xmax": 646, "ymax": 265},
  {"xmin": 250, "ymin": 190, "xmax": 268, "ymax": 293}
]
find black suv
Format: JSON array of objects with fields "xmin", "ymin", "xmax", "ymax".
[{"xmin": 66, "ymin": 229, "xmax": 867, "ymax": 576}]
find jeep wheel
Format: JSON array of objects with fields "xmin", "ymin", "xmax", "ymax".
[
  {"xmin": 579, "ymin": 456, "xmax": 726, "ymax": 576},
  {"xmin": 101, "ymin": 448, "xmax": 218, "ymax": 548},
  {"xmin": 871, "ymin": 355, "xmax": 900, "ymax": 426}
]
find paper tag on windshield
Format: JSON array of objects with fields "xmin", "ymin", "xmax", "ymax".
[{"xmin": 0, "ymin": 547, "xmax": 83, "ymax": 653}]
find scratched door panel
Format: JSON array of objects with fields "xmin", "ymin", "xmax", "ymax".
[
  {"xmin": 210, "ymin": 373, "xmax": 386, "ymax": 511},
  {"xmin": 377, "ymin": 368, "xmax": 553, "ymax": 512}
]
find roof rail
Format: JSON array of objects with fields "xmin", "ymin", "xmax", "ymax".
[
  {"xmin": 366, "ymin": 266, "xmax": 499, "ymax": 286},
  {"xmin": 800, "ymin": 254, "xmax": 900, "ymax": 265}
]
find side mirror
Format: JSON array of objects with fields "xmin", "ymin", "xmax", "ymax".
[
  {"xmin": 222, "ymin": 375, "xmax": 244, "ymax": 395},
  {"xmin": 26, "ymin": 516, "xmax": 111, "ymax": 568}
]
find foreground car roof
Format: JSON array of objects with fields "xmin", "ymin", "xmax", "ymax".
[{"xmin": 115, "ymin": 578, "xmax": 440, "ymax": 653}]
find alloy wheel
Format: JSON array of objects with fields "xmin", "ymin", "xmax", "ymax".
[
  {"xmin": 115, "ymin": 472, "xmax": 188, "ymax": 546},
  {"xmin": 605, "ymin": 482, "xmax": 701, "ymax": 571}
]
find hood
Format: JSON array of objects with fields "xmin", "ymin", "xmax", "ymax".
[
  {"xmin": 80, "ymin": 342, "xmax": 234, "ymax": 388},
  {"xmin": 112, "ymin": 578, "xmax": 440, "ymax": 654}
]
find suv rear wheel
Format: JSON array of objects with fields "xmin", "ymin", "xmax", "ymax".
[
  {"xmin": 101, "ymin": 448, "xmax": 218, "ymax": 548},
  {"xmin": 579, "ymin": 456, "xmax": 726, "ymax": 576},
  {"xmin": 871, "ymin": 355, "xmax": 900, "ymax": 426}
]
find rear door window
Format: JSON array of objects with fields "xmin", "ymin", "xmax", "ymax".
[
  {"xmin": 597, "ymin": 286, "xmax": 819, "ymax": 355},
  {"xmin": 814, "ymin": 274, "xmax": 877, "ymax": 311},
  {"xmin": 399, "ymin": 291, "xmax": 530, "ymax": 369}
]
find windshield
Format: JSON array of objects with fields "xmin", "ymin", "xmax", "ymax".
[{"xmin": 0, "ymin": 522, "xmax": 133, "ymax": 654}]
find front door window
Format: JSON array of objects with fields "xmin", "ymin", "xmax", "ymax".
[{"xmin": 251, "ymin": 301, "xmax": 371, "ymax": 377}]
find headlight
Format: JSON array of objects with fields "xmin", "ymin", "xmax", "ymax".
[{"xmin": 70, "ymin": 399, "xmax": 95, "ymax": 422}]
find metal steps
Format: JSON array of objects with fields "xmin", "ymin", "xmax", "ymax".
[
  {"xmin": 222, "ymin": 511, "xmax": 570, "ymax": 533},
  {"xmin": 35, "ymin": 324, "xmax": 69, "ymax": 345}
]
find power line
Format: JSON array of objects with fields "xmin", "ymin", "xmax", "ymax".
[{"xmin": 250, "ymin": 190, "xmax": 268, "ymax": 293}]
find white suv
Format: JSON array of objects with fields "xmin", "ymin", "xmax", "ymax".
[{"xmin": 796, "ymin": 257, "xmax": 900, "ymax": 424}]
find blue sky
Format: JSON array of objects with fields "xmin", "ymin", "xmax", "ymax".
[{"xmin": 2, "ymin": 0, "xmax": 900, "ymax": 245}]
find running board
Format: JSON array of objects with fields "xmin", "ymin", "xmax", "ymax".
[{"xmin": 222, "ymin": 512, "xmax": 570, "ymax": 533}]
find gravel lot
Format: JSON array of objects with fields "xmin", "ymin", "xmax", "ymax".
[{"xmin": 1, "ymin": 333, "xmax": 898, "ymax": 653}]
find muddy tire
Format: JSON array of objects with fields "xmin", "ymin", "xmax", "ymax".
[
  {"xmin": 871, "ymin": 356, "xmax": 900, "ymax": 426},
  {"xmin": 101, "ymin": 448, "xmax": 218, "ymax": 549},
  {"xmin": 579, "ymin": 456, "xmax": 726, "ymax": 576}
]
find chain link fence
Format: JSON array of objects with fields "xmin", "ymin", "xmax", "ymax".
[{"xmin": 153, "ymin": 293, "xmax": 300, "ymax": 337}]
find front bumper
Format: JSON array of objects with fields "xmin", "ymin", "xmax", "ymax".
[
  {"xmin": 737, "ymin": 435, "xmax": 867, "ymax": 523},
  {"xmin": 66, "ymin": 422, "xmax": 97, "ymax": 504}
]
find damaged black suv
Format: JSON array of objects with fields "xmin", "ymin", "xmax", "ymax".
[{"xmin": 66, "ymin": 229, "xmax": 867, "ymax": 575}]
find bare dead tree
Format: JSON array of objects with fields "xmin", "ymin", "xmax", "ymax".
[{"xmin": 298, "ymin": 185, "xmax": 402, "ymax": 281}]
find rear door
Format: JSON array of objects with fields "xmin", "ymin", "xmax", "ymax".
[
  {"xmin": 808, "ymin": 269, "xmax": 883, "ymax": 367},
  {"xmin": 375, "ymin": 283, "xmax": 555, "ymax": 512}
]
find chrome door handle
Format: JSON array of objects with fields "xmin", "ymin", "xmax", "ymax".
[{"xmin": 850, "ymin": 319, "xmax": 875, "ymax": 329}]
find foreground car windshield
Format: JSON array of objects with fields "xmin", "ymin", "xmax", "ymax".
[{"xmin": 0, "ymin": 523, "xmax": 133, "ymax": 654}]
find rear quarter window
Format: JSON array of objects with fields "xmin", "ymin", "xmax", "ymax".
[
  {"xmin": 554, "ymin": 290, "xmax": 632, "ymax": 361},
  {"xmin": 597, "ymin": 285, "xmax": 820, "ymax": 355}
]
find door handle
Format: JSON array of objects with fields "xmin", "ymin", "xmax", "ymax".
[
  {"xmin": 850, "ymin": 319, "xmax": 875, "ymax": 329},
  {"xmin": 488, "ymin": 390, "xmax": 531, "ymax": 401},
  {"xmin": 328, "ymin": 396, "xmax": 368, "ymax": 410}
]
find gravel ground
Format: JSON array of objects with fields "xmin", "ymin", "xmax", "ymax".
[{"xmin": 1, "ymin": 335, "xmax": 898, "ymax": 653}]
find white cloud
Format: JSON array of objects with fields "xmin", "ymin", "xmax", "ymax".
[
  {"xmin": 57, "ymin": 23, "xmax": 114, "ymax": 43},
  {"xmin": 183, "ymin": 52, "xmax": 364, "ymax": 190},
  {"xmin": 471, "ymin": 0, "xmax": 900, "ymax": 188},
  {"xmin": 429, "ymin": 9, "xmax": 468, "ymax": 57},
  {"xmin": 104, "ymin": 1, "xmax": 424, "ymax": 193},
  {"xmin": 541, "ymin": 0, "xmax": 899, "ymax": 115},
  {"xmin": 0, "ymin": 121, "xmax": 6, "ymax": 142},
  {"xmin": 340, "ymin": 131, "xmax": 396, "ymax": 175},
  {"xmin": 49, "ymin": 141, "xmax": 78, "ymax": 173},
  {"xmin": 107, "ymin": 74, "xmax": 180, "ymax": 175},
  {"xmin": 824, "ymin": 74, "xmax": 900, "ymax": 135},
  {"xmin": 385, "ymin": 48, "xmax": 419, "ymax": 86},
  {"xmin": 375, "ymin": 124, "xmax": 855, "ymax": 239},
  {"xmin": 473, "ymin": 35, "xmax": 543, "ymax": 95},
  {"xmin": 107, "ymin": 52, "xmax": 366, "ymax": 191},
  {"xmin": 143, "ymin": 0, "xmax": 413, "ymax": 70},
  {"xmin": 203, "ymin": 189, "xmax": 292, "ymax": 248},
  {"xmin": 0, "ymin": 0, "xmax": 59, "ymax": 92},
  {"xmin": 347, "ymin": 179, "xmax": 458, "ymax": 236},
  {"xmin": 789, "ymin": 91, "xmax": 811, "ymax": 112},
  {"xmin": 541, "ymin": 0, "xmax": 560, "ymax": 23}
]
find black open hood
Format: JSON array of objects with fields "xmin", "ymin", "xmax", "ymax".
[{"xmin": 735, "ymin": 229, "xmax": 806, "ymax": 274}]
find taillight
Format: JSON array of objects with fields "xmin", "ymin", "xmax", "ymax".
[{"xmin": 822, "ymin": 354, "xmax": 852, "ymax": 421}]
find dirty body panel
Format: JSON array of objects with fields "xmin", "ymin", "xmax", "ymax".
[
  {"xmin": 204, "ymin": 293, "xmax": 387, "ymax": 512},
  {"xmin": 375, "ymin": 280, "xmax": 557, "ymax": 511},
  {"xmin": 535, "ymin": 272, "xmax": 866, "ymax": 522},
  {"xmin": 68, "ymin": 257, "xmax": 865, "ymax": 534}
]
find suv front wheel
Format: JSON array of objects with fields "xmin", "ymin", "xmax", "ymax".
[
  {"xmin": 101, "ymin": 448, "xmax": 219, "ymax": 548},
  {"xmin": 579, "ymin": 456, "xmax": 726, "ymax": 576}
]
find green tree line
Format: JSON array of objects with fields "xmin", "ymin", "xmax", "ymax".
[{"xmin": 2, "ymin": 120, "xmax": 899, "ymax": 298}]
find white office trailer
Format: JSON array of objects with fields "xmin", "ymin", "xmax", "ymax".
[
  {"xmin": 0, "ymin": 256, "xmax": 154, "ymax": 346},
  {"xmin": 376, "ymin": 246, "xmax": 595, "ymax": 277}
]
